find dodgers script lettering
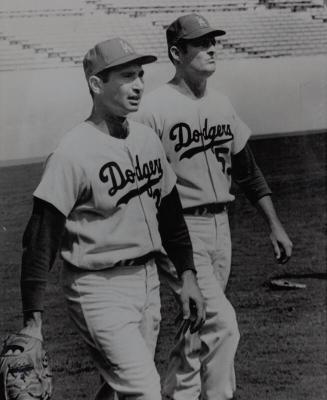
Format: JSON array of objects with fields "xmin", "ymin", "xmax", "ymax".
[
  {"xmin": 169, "ymin": 118, "xmax": 234, "ymax": 170},
  {"xmin": 99, "ymin": 155, "xmax": 163, "ymax": 207}
]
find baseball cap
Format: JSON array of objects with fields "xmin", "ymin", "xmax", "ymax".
[
  {"xmin": 166, "ymin": 14, "xmax": 225, "ymax": 45},
  {"xmin": 83, "ymin": 37, "xmax": 157, "ymax": 79}
]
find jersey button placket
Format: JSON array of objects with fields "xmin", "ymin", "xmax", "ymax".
[
  {"xmin": 198, "ymin": 109, "xmax": 219, "ymax": 204},
  {"xmin": 125, "ymin": 145, "xmax": 156, "ymax": 250}
]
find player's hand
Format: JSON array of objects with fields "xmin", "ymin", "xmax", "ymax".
[
  {"xmin": 269, "ymin": 220, "xmax": 293, "ymax": 264},
  {"xmin": 180, "ymin": 270, "xmax": 206, "ymax": 333},
  {"xmin": 21, "ymin": 311, "xmax": 43, "ymax": 341}
]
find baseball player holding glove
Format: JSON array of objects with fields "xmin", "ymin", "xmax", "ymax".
[
  {"xmin": 18, "ymin": 37, "xmax": 205, "ymax": 400},
  {"xmin": 134, "ymin": 14, "xmax": 293, "ymax": 400},
  {"xmin": 0, "ymin": 333, "xmax": 52, "ymax": 400}
]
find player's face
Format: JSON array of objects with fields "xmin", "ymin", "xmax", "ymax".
[
  {"xmin": 180, "ymin": 35, "xmax": 217, "ymax": 77},
  {"xmin": 100, "ymin": 63, "xmax": 145, "ymax": 117}
]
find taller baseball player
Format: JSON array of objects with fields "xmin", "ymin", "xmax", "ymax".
[
  {"xmin": 19, "ymin": 37, "xmax": 206, "ymax": 400},
  {"xmin": 134, "ymin": 14, "xmax": 293, "ymax": 400}
]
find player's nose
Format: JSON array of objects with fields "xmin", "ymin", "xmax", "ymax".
[
  {"xmin": 207, "ymin": 44, "xmax": 216, "ymax": 56},
  {"xmin": 132, "ymin": 77, "xmax": 144, "ymax": 93}
]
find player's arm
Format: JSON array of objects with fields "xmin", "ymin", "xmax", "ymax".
[
  {"xmin": 157, "ymin": 186, "xmax": 195, "ymax": 277},
  {"xmin": 231, "ymin": 143, "xmax": 271, "ymax": 204},
  {"xmin": 157, "ymin": 186, "xmax": 205, "ymax": 331},
  {"xmin": 232, "ymin": 143, "xmax": 293, "ymax": 263},
  {"xmin": 254, "ymin": 195, "xmax": 293, "ymax": 264},
  {"xmin": 20, "ymin": 197, "xmax": 66, "ymax": 340}
]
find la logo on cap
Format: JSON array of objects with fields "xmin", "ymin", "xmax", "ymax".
[
  {"xmin": 120, "ymin": 39, "xmax": 134, "ymax": 54},
  {"xmin": 196, "ymin": 15, "xmax": 208, "ymax": 28}
]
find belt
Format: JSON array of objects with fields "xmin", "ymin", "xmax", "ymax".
[
  {"xmin": 114, "ymin": 251, "xmax": 156, "ymax": 267},
  {"xmin": 183, "ymin": 203, "xmax": 228, "ymax": 216}
]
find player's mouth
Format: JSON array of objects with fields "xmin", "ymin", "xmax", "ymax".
[{"xmin": 128, "ymin": 96, "xmax": 141, "ymax": 105}]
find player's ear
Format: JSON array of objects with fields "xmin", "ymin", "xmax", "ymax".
[
  {"xmin": 169, "ymin": 45, "xmax": 182, "ymax": 64},
  {"xmin": 88, "ymin": 75, "xmax": 103, "ymax": 96}
]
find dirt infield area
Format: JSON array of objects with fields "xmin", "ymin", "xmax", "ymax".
[{"xmin": 0, "ymin": 133, "xmax": 326, "ymax": 400}]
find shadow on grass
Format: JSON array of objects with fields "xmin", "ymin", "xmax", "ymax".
[{"xmin": 272, "ymin": 272, "xmax": 327, "ymax": 280}]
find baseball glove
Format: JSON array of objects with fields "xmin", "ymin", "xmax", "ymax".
[
  {"xmin": 0, "ymin": 333, "xmax": 52, "ymax": 400},
  {"xmin": 175, "ymin": 299, "xmax": 199, "ymax": 340}
]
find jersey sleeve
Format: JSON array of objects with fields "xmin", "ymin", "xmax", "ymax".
[
  {"xmin": 157, "ymin": 187, "xmax": 196, "ymax": 277},
  {"xmin": 232, "ymin": 143, "xmax": 272, "ymax": 204},
  {"xmin": 229, "ymin": 102, "xmax": 252, "ymax": 155},
  {"xmin": 33, "ymin": 150, "xmax": 86, "ymax": 217},
  {"xmin": 21, "ymin": 198, "xmax": 66, "ymax": 312}
]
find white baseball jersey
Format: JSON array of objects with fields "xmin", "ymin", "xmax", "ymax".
[
  {"xmin": 134, "ymin": 84, "xmax": 251, "ymax": 208},
  {"xmin": 34, "ymin": 120, "xmax": 176, "ymax": 270}
]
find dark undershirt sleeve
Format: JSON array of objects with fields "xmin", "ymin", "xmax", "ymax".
[
  {"xmin": 232, "ymin": 143, "xmax": 272, "ymax": 204},
  {"xmin": 157, "ymin": 186, "xmax": 196, "ymax": 278},
  {"xmin": 21, "ymin": 197, "xmax": 66, "ymax": 313}
]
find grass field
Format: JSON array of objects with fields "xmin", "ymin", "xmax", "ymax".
[{"xmin": 0, "ymin": 133, "xmax": 326, "ymax": 400}]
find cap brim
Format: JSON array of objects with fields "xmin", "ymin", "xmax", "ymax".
[
  {"xmin": 93, "ymin": 53, "xmax": 157, "ymax": 76},
  {"xmin": 183, "ymin": 27, "xmax": 226, "ymax": 40}
]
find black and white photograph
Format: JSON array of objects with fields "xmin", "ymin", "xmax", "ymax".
[{"xmin": 0, "ymin": 1, "xmax": 326, "ymax": 399}]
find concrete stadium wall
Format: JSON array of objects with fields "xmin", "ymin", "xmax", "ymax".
[{"xmin": 0, "ymin": 55, "xmax": 326, "ymax": 163}]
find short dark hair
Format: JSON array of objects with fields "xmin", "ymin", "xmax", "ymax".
[
  {"xmin": 88, "ymin": 68, "xmax": 113, "ymax": 98},
  {"xmin": 95, "ymin": 68, "xmax": 112, "ymax": 83},
  {"xmin": 167, "ymin": 39, "xmax": 188, "ymax": 64}
]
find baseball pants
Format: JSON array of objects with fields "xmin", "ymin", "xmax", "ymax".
[
  {"xmin": 158, "ymin": 211, "xmax": 240, "ymax": 400},
  {"xmin": 61, "ymin": 259, "xmax": 162, "ymax": 400}
]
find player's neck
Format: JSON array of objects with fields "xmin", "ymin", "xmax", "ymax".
[
  {"xmin": 86, "ymin": 106, "xmax": 129, "ymax": 139},
  {"xmin": 170, "ymin": 72, "xmax": 207, "ymax": 99}
]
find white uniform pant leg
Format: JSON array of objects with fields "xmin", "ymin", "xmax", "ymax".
[
  {"xmin": 95, "ymin": 263, "xmax": 162, "ymax": 400},
  {"xmin": 61, "ymin": 261, "xmax": 162, "ymax": 400},
  {"xmin": 162, "ymin": 213, "xmax": 239, "ymax": 400},
  {"xmin": 139, "ymin": 265, "xmax": 162, "ymax": 357},
  {"xmin": 211, "ymin": 213, "xmax": 232, "ymax": 291},
  {"xmin": 200, "ymin": 213, "xmax": 239, "ymax": 400}
]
